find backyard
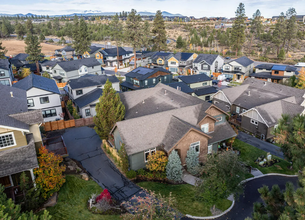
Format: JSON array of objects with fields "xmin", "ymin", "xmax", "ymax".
[
  {"xmin": 137, "ymin": 181, "xmax": 232, "ymax": 217},
  {"xmin": 233, "ymin": 139, "xmax": 296, "ymax": 175}
]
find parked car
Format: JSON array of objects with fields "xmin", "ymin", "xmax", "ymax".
[
  {"xmin": 225, "ymin": 78, "xmax": 232, "ymax": 82},
  {"xmin": 225, "ymin": 57, "xmax": 231, "ymax": 60},
  {"xmin": 212, "ymin": 80, "xmax": 219, "ymax": 85}
]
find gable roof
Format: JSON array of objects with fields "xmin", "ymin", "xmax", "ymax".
[
  {"xmin": 40, "ymin": 60, "xmax": 59, "ymax": 67},
  {"xmin": 56, "ymin": 58, "xmax": 101, "ymax": 72},
  {"xmin": 10, "ymin": 59, "xmax": 24, "ymax": 69},
  {"xmin": 13, "ymin": 73, "xmax": 60, "ymax": 94},
  {"xmin": 166, "ymin": 82, "xmax": 194, "ymax": 94},
  {"xmin": 102, "ymin": 47, "xmax": 130, "ymax": 56},
  {"xmin": 255, "ymin": 63, "xmax": 274, "ymax": 70},
  {"xmin": 125, "ymin": 67, "xmax": 171, "ymax": 80},
  {"xmin": 87, "ymin": 46, "xmax": 102, "ymax": 54},
  {"xmin": 0, "ymin": 59, "xmax": 10, "ymax": 70},
  {"xmin": 12, "ymin": 53, "xmax": 29, "ymax": 61},
  {"xmin": 178, "ymin": 74, "xmax": 212, "ymax": 84},
  {"xmin": 68, "ymin": 74, "xmax": 119, "ymax": 89},
  {"xmin": 193, "ymin": 54, "xmax": 219, "ymax": 65},
  {"xmin": 194, "ymin": 86, "xmax": 218, "ymax": 96},
  {"xmin": 57, "ymin": 46, "xmax": 75, "ymax": 52},
  {"xmin": 231, "ymin": 56, "xmax": 254, "ymax": 67},
  {"xmin": 151, "ymin": 52, "xmax": 173, "ymax": 60},
  {"xmin": 74, "ymin": 88, "xmax": 103, "ymax": 108},
  {"xmin": 174, "ymin": 52, "xmax": 194, "ymax": 61}
]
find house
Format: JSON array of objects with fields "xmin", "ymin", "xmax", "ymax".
[
  {"xmin": 54, "ymin": 46, "xmax": 75, "ymax": 60},
  {"xmin": 296, "ymin": 15, "xmax": 305, "ymax": 23},
  {"xmin": 11, "ymin": 53, "xmax": 29, "ymax": 65},
  {"xmin": 83, "ymin": 46, "xmax": 104, "ymax": 63},
  {"xmin": 13, "ymin": 74, "xmax": 63, "ymax": 122},
  {"xmin": 166, "ymin": 81, "xmax": 194, "ymax": 95},
  {"xmin": 129, "ymin": 51, "xmax": 156, "ymax": 67},
  {"xmin": 178, "ymin": 74, "xmax": 218, "ymax": 101},
  {"xmin": 120, "ymin": 67, "xmax": 172, "ymax": 91},
  {"xmin": 167, "ymin": 52, "xmax": 198, "ymax": 74},
  {"xmin": 101, "ymin": 47, "xmax": 133, "ymax": 67},
  {"xmin": 51, "ymin": 58, "xmax": 103, "ymax": 83},
  {"xmin": 0, "ymin": 59, "xmax": 14, "ymax": 86},
  {"xmin": 65, "ymin": 74, "xmax": 120, "ymax": 118},
  {"xmin": 110, "ymin": 83, "xmax": 237, "ymax": 170},
  {"xmin": 150, "ymin": 52, "xmax": 173, "ymax": 68},
  {"xmin": 222, "ymin": 56, "xmax": 254, "ymax": 82},
  {"xmin": 0, "ymin": 84, "xmax": 44, "ymax": 200},
  {"xmin": 193, "ymin": 54, "xmax": 224, "ymax": 76},
  {"xmin": 212, "ymin": 78, "xmax": 305, "ymax": 140},
  {"xmin": 40, "ymin": 60, "xmax": 59, "ymax": 74},
  {"xmin": 251, "ymin": 64, "xmax": 297, "ymax": 83}
]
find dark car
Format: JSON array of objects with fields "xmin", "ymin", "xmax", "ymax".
[
  {"xmin": 225, "ymin": 78, "xmax": 232, "ymax": 82},
  {"xmin": 225, "ymin": 57, "xmax": 231, "ymax": 59},
  {"xmin": 212, "ymin": 80, "xmax": 219, "ymax": 85}
]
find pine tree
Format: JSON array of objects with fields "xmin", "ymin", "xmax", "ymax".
[
  {"xmin": 176, "ymin": 35, "xmax": 184, "ymax": 48},
  {"xmin": 39, "ymin": 32, "xmax": 45, "ymax": 42},
  {"xmin": 15, "ymin": 21, "xmax": 25, "ymax": 39},
  {"xmin": 250, "ymin": 9, "xmax": 263, "ymax": 50},
  {"xmin": 152, "ymin": 10, "xmax": 167, "ymax": 51},
  {"xmin": 272, "ymin": 12, "xmax": 285, "ymax": 55},
  {"xmin": 166, "ymin": 150, "xmax": 183, "ymax": 182},
  {"xmin": 94, "ymin": 79, "xmax": 125, "ymax": 139},
  {"xmin": 110, "ymin": 14, "xmax": 123, "ymax": 68},
  {"xmin": 1, "ymin": 21, "xmax": 9, "ymax": 38},
  {"xmin": 285, "ymin": 8, "xmax": 297, "ymax": 53},
  {"xmin": 185, "ymin": 147, "xmax": 200, "ymax": 175},
  {"xmin": 125, "ymin": 9, "xmax": 143, "ymax": 69},
  {"xmin": 230, "ymin": 3, "xmax": 246, "ymax": 56},
  {"xmin": 278, "ymin": 47, "xmax": 286, "ymax": 60},
  {"xmin": 0, "ymin": 41, "xmax": 7, "ymax": 59},
  {"xmin": 73, "ymin": 18, "xmax": 91, "ymax": 55},
  {"xmin": 26, "ymin": 19, "xmax": 34, "ymax": 34}
]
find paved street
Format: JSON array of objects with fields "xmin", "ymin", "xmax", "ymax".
[{"xmin": 237, "ymin": 131, "xmax": 284, "ymax": 159}]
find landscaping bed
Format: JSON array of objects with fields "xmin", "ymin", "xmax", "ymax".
[
  {"xmin": 137, "ymin": 181, "xmax": 232, "ymax": 217},
  {"xmin": 47, "ymin": 175, "xmax": 120, "ymax": 220},
  {"xmin": 233, "ymin": 139, "xmax": 295, "ymax": 175}
]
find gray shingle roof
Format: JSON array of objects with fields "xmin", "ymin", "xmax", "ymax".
[
  {"xmin": 0, "ymin": 84, "xmax": 29, "ymax": 130},
  {"xmin": 174, "ymin": 52, "xmax": 194, "ymax": 61},
  {"xmin": 102, "ymin": 47, "xmax": 129, "ymax": 56},
  {"xmin": 74, "ymin": 88, "xmax": 103, "ymax": 108},
  {"xmin": 40, "ymin": 60, "xmax": 58, "ymax": 67},
  {"xmin": 151, "ymin": 52, "xmax": 173, "ymax": 60},
  {"xmin": 56, "ymin": 58, "xmax": 101, "ymax": 72},
  {"xmin": 9, "ymin": 109, "xmax": 43, "ymax": 125},
  {"xmin": 88, "ymin": 46, "xmax": 102, "ymax": 54},
  {"xmin": 178, "ymin": 74, "xmax": 212, "ymax": 84},
  {"xmin": 0, "ymin": 134, "xmax": 38, "ymax": 178},
  {"xmin": 12, "ymin": 53, "xmax": 29, "ymax": 61},
  {"xmin": 194, "ymin": 86, "xmax": 218, "ymax": 96},
  {"xmin": 10, "ymin": 59, "xmax": 24, "ymax": 69},
  {"xmin": 193, "ymin": 54, "xmax": 219, "ymax": 65},
  {"xmin": 255, "ymin": 64, "xmax": 274, "ymax": 70},
  {"xmin": 208, "ymin": 122, "xmax": 237, "ymax": 144},
  {"xmin": 13, "ymin": 73, "xmax": 60, "ymax": 94},
  {"xmin": 166, "ymin": 82, "xmax": 194, "ymax": 94},
  {"xmin": 58, "ymin": 46, "xmax": 75, "ymax": 52},
  {"xmin": 232, "ymin": 56, "xmax": 254, "ymax": 67},
  {"xmin": 0, "ymin": 59, "xmax": 10, "ymax": 70},
  {"xmin": 126, "ymin": 67, "xmax": 171, "ymax": 80},
  {"xmin": 250, "ymin": 72, "xmax": 290, "ymax": 80},
  {"xmin": 68, "ymin": 74, "xmax": 119, "ymax": 89}
]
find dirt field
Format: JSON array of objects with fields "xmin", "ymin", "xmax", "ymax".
[{"xmin": 1, "ymin": 39, "xmax": 63, "ymax": 56}]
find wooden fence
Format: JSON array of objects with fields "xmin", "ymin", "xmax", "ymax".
[
  {"xmin": 42, "ymin": 117, "xmax": 94, "ymax": 132},
  {"xmin": 57, "ymin": 82, "xmax": 67, "ymax": 88}
]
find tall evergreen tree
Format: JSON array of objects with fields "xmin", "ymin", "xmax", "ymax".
[
  {"xmin": 94, "ymin": 79, "xmax": 125, "ymax": 139},
  {"xmin": 15, "ymin": 21, "xmax": 26, "ymax": 39},
  {"xmin": 250, "ymin": 9, "xmax": 263, "ymax": 50},
  {"xmin": 152, "ymin": 10, "xmax": 167, "ymax": 51},
  {"xmin": 272, "ymin": 12, "xmax": 286, "ymax": 55},
  {"xmin": 0, "ymin": 41, "xmax": 7, "ymax": 59},
  {"xmin": 176, "ymin": 35, "xmax": 184, "ymax": 48},
  {"xmin": 72, "ymin": 18, "xmax": 91, "ymax": 56},
  {"xmin": 230, "ymin": 3, "xmax": 246, "ymax": 56},
  {"xmin": 285, "ymin": 8, "xmax": 297, "ymax": 53},
  {"xmin": 110, "ymin": 14, "xmax": 123, "ymax": 68},
  {"xmin": 125, "ymin": 9, "xmax": 143, "ymax": 69}
]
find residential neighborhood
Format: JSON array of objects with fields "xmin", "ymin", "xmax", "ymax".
[{"xmin": 1, "ymin": 2, "xmax": 305, "ymax": 220}]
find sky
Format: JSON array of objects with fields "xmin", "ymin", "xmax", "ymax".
[{"xmin": 1, "ymin": 0, "xmax": 305, "ymax": 18}]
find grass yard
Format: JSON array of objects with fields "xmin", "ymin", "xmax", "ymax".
[
  {"xmin": 137, "ymin": 182, "xmax": 232, "ymax": 217},
  {"xmin": 47, "ymin": 175, "xmax": 120, "ymax": 220},
  {"xmin": 233, "ymin": 139, "xmax": 296, "ymax": 175}
]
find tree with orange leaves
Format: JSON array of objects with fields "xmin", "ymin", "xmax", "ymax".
[
  {"xmin": 146, "ymin": 151, "xmax": 168, "ymax": 173},
  {"xmin": 296, "ymin": 67, "xmax": 305, "ymax": 89},
  {"xmin": 34, "ymin": 146, "xmax": 66, "ymax": 199}
]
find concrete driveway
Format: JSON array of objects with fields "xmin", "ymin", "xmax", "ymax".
[
  {"xmin": 237, "ymin": 132, "xmax": 284, "ymax": 159},
  {"xmin": 62, "ymin": 126, "xmax": 142, "ymax": 202}
]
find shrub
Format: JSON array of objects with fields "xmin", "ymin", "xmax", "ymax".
[
  {"xmin": 66, "ymin": 100, "xmax": 73, "ymax": 115},
  {"xmin": 119, "ymin": 144, "xmax": 129, "ymax": 174},
  {"xmin": 137, "ymin": 168, "xmax": 146, "ymax": 176},
  {"xmin": 146, "ymin": 151, "xmax": 168, "ymax": 173},
  {"xmin": 72, "ymin": 106, "xmax": 80, "ymax": 119},
  {"xmin": 96, "ymin": 189, "xmax": 111, "ymax": 203},
  {"xmin": 126, "ymin": 170, "xmax": 136, "ymax": 179},
  {"xmin": 166, "ymin": 151, "xmax": 183, "ymax": 182},
  {"xmin": 185, "ymin": 147, "xmax": 200, "ymax": 175}
]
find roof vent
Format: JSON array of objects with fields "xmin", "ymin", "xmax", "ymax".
[
  {"xmin": 164, "ymin": 89, "xmax": 167, "ymax": 95},
  {"xmin": 10, "ymin": 91, "xmax": 13, "ymax": 97},
  {"xmin": 177, "ymin": 86, "xmax": 181, "ymax": 91},
  {"xmin": 264, "ymin": 81, "xmax": 267, "ymax": 86},
  {"xmin": 248, "ymin": 91, "xmax": 251, "ymax": 96},
  {"xmin": 142, "ymin": 100, "xmax": 145, "ymax": 104}
]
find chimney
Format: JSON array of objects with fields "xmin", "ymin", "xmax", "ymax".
[
  {"xmin": 10, "ymin": 91, "xmax": 13, "ymax": 97},
  {"xmin": 142, "ymin": 100, "xmax": 145, "ymax": 104},
  {"xmin": 248, "ymin": 91, "xmax": 251, "ymax": 96},
  {"xmin": 264, "ymin": 81, "xmax": 267, "ymax": 86},
  {"xmin": 164, "ymin": 89, "xmax": 167, "ymax": 95}
]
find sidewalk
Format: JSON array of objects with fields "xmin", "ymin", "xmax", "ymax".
[{"xmin": 182, "ymin": 170, "xmax": 202, "ymax": 186}]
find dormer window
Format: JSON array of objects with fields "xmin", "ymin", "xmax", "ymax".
[
  {"xmin": 158, "ymin": 60, "xmax": 163, "ymax": 64},
  {"xmin": 201, "ymin": 123, "xmax": 209, "ymax": 133}
]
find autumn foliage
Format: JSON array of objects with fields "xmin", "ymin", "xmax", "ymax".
[
  {"xmin": 146, "ymin": 151, "xmax": 168, "ymax": 173},
  {"xmin": 96, "ymin": 189, "xmax": 112, "ymax": 203},
  {"xmin": 34, "ymin": 146, "xmax": 66, "ymax": 199}
]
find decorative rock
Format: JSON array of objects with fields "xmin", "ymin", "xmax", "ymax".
[
  {"xmin": 43, "ymin": 192, "xmax": 57, "ymax": 208},
  {"xmin": 81, "ymin": 172, "xmax": 89, "ymax": 181},
  {"xmin": 67, "ymin": 165, "xmax": 75, "ymax": 171}
]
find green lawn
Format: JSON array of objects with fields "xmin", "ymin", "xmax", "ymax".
[
  {"xmin": 137, "ymin": 181, "xmax": 232, "ymax": 216},
  {"xmin": 233, "ymin": 139, "xmax": 296, "ymax": 175},
  {"xmin": 47, "ymin": 175, "xmax": 120, "ymax": 220}
]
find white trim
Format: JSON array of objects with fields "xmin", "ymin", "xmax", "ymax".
[
  {"xmin": 29, "ymin": 169, "xmax": 36, "ymax": 188},
  {"xmin": 212, "ymin": 90, "xmax": 231, "ymax": 105},
  {"xmin": 190, "ymin": 141, "xmax": 200, "ymax": 154},
  {"xmin": 0, "ymin": 132, "xmax": 17, "ymax": 149},
  {"xmin": 8, "ymin": 175, "xmax": 13, "ymax": 187},
  {"xmin": 201, "ymin": 123, "xmax": 209, "ymax": 133},
  {"xmin": 144, "ymin": 148, "xmax": 156, "ymax": 163},
  {"xmin": 0, "ymin": 125, "xmax": 29, "ymax": 133},
  {"xmin": 240, "ymin": 108, "xmax": 270, "ymax": 127}
]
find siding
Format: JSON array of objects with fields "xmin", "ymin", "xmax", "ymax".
[
  {"xmin": 129, "ymin": 152, "xmax": 146, "ymax": 170},
  {"xmin": 113, "ymin": 128, "xmax": 123, "ymax": 151},
  {"xmin": 241, "ymin": 116, "xmax": 268, "ymax": 139},
  {"xmin": 0, "ymin": 128, "xmax": 27, "ymax": 151},
  {"xmin": 189, "ymin": 80, "xmax": 212, "ymax": 89}
]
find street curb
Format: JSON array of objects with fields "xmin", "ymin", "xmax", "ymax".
[{"xmin": 185, "ymin": 173, "xmax": 298, "ymax": 219}]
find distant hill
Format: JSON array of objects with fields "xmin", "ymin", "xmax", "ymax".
[{"xmin": 0, "ymin": 10, "xmax": 184, "ymax": 17}]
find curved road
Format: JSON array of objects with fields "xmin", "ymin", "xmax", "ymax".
[{"xmin": 184, "ymin": 175, "xmax": 298, "ymax": 220}]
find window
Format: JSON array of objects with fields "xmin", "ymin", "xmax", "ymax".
[
  {"xmin": 54, "ymin": 70, "xmax": 57, "ymax": 74},
  {"xmin": 85, "ymin": 109, "xmax": 91, "ymax": 116},
  {"xmin": 234, "ymin": 66, "xmax": 242, "ymax": 71},
  {"xmin": 215, "ymin": 116, "xmax": 223, "ymax": 122},
  {"xmin": 242, "ymin": 109, "xmax": 246, "ymax": 113},
  {"xmin": 208, "ymin": 145, "xmax": 212, "ymax": 154},
  {"xmin": 144, "ymin": 148, "xmax": 156, "ymax": 162},
  {"xmin": 205, "ymin": 95, "xmax": 210, "ymax": 101},
  {"xmin": 250, "ymin": 119, "xmax": 258, "ymax": 125},
  {"xmin": 76, "ymin": 89, "xmax": 83, "ymax": 95},
  {"xmin": 84, "ymin": 67, "xmax": 88, "ymax": 72},
  {"xmin": 40, "ymin": 97, "xmax": 49, "ymax": 104},
  {"xmin": 153, "ymin": 78, "xmax": 156, "ymax": 84},
  {"xmin": 59, "ymin": 72, "xmax": 65, "ymax": 76},
  {"xmin": 158, "ymin": 59, "xmax": 163, "ymax": 64},
  {"xmin": 46, "ymin": 67, "xmax": 50, "ymax": 70},
  {"xmin": 201, "ymin": 123, "xmax": 209, "ymax": 133},
  {"xmin": 190, "ymin": 141, "xmax": 200, "ymax": 154},
  {"xmin": 202, "ymin": 64, "xmax": 209, "ymax": 70},
  {"xmin": 225, "ymin": 66, "xmax": 230, "ymax": 71},
  {"xmin": 145, "ymin": 80, "xmax": 148, "ymax": 86},
  {"xmin": 79, "ymin": 68, "xmax": 82, "ymax": 73},
  {"xmin": 134, "ymin": 80, "xmax": 140, "ymax": 85},
  {"xmin": 202, "ymin": 82, "xmax": 208, "ymax": 86},
  {"xmin": 0, "ymin": 132, "xmax": 16, "ymax": 148},
  {"xmin": 27, "ymin": 99, "xmax": 34, "ymax": 107},
  {"xmin": 0, "ymin": 71, "xmax": 5, "ymax": 76},
  {"xmin": 236, "ymin": 106, "xmax": 240, "ymax": 114},
  {"xmin": 170, "ymin": 61, "xmax": 176, "ymax": 65},
  {"xmin": 274, "ymin": 71, "xmax": 279, "ymax": 74},
  {"xmin": 0, "ymin": 80, "xmax": 10, "ymax": 86},
  {"xmin": 42, "ymin": 109, "xmax": 57, "ymax": 118},
  {"xmin": 164, "ymin": 76, "xmax": 167, "ymax": 81}
]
